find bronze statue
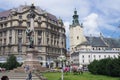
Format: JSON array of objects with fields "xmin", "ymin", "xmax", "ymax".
[
  {"xmin": 26, "ymin": 28, "xmax": 34, "ymax": 48},
  {"xmin": 26, "ymin": 4, "xmax": 35, "ymax": 48}
]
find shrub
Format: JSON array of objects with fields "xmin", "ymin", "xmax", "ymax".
[
  {"xmin": 5, "ymin": 54, "xmax": 21, "ymax": 70},
  {"xmin": 88, "ymin": 56, "xmax": 120, "ymax": 77}
]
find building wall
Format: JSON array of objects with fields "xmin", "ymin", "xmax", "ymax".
[
  {"xmin": 0, "ymin": 5, "xmax": 66, "ymax": 67},
  {"xmin": 69, "ymin": 25, "xmax": 87, "ymax": 51},
  {"xmin": 71, "ymin": 50, "xmax": 119, "ymax": 66}
]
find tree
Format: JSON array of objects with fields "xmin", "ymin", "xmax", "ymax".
[
  {"xmin": 88, "ymin": 57, "xmax": 120, "ymax": 77},
  {"xmin": 5, "ymin": 54, "xmax": 20, "ymax": 70},
  {"xmin": 88, "ymin": 60, "xmax": 99, "ymax": 74}
]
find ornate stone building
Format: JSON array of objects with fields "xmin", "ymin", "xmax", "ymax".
[
  {"xmin": 0, "ymin": 4, "xmax": 66, "ymax": 67},
  {"xmin": 69, "ymin": 10, "xmax": 120, "ymax": 67}
]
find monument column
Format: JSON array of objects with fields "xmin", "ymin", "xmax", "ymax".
[{"xmin": 22, "ymin": 4, "xmax": 45, "ymax": 72}]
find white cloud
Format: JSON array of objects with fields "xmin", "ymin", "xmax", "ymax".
[
  {"xmin": 0, "ymin": 0, "xmax": 120, "ymax": 48},
  {"xmin": 83, "ymin": 13, "xmax": 100, "ymax": 36},
  {"xmin": 64, "ymin": 22, "xmax": 70, "ymax": 37},
  {"xmin": 64, "ymin": 21, "xmax": 70, "ymax": 49}
]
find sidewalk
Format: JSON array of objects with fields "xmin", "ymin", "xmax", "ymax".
[{"xmin": 0, "ymin": 71, "xmax": 40, "ymax": 80}]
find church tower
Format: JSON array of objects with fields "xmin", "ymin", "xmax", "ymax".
[{"xmin": 69, "ymin": 9, "xmax": 87, "ymax": 51}]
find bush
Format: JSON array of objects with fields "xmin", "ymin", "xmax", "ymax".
[
  {"xmin": 88, "ymin": 56, "xmax": 120, "ymax": 77},
  {"xmin": 88, "ymin": 60, "xmax": 99, "ymax": 74},
  {"xmin": 7, "ymin": 54, "xmax": 21, "ymax": 70},
  {"xmin": 3, "ymin": 54, "xmax": 21, "ymax": 70}
]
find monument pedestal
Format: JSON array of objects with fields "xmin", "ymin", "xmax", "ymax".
[{"xmin": 22, "ymin": 48, "xmax": 46, "ymax": 72}]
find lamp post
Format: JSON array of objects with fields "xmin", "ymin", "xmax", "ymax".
[{"xmin": 58, "ymin": 55, "xmax": 66, "ymax": 80}]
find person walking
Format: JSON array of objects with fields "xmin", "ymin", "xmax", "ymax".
[{"xmin": 26, "ymin": 71, "xmax": 32, "ymax": 80}]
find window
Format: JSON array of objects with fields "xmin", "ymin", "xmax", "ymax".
[
  {"xmin": 4, "ymin": 23, "xmax": 7, "ymax": 27},
  {"xmin": 47, "ymin": 38, "xmax": 49, "ymax": 44},
  {"xmin": 99, "ymin": 55, "xmax": 101, "ymax": 58},
  {"xmin": 38, "ymin": 31, "xmax": 42, "ymax": 36},
  {"xmin": 27, "ymin": 22, "xmax": 30, "ymax": 27},
  {"xmin": 46, "ymin": 32, "xmax": 49, "ymax": 37},
  {"xmin": 10, "ymin": 30, "xmax": 12, "ymax": 35},
  {"xmin": 18, "ymin": 38, "xmax": 22, "ymax": 52},
  {"xmin": 0, "ymin": 32, "xmax": 2, "ymax": 37},
  {"xmin": 38, "ymin": 17, "xmax": 41, "ymax": 20},
  {"xmin": 4, "ymin": 31, "xmax": 6, "ymax": 36},
  {"xmin": 19, "ymin": 15, "xmax": 22, "ymax": 19},
  {"xmin": 4, "ymin": 39, "xmax": 6, "ymax": 45},
  {"xmin": 88, "ymin": 55, "xmax": 90, "ymax": 58},
  {"xmin": 82, "ymin": 55, "xmax": 84, "ymax": 58},
  {"xmin": 18, "ymin": 30, "xmax": 22, "ymax": 35},
  {"xmin": 3, "ymin": 47, "xmax": 5, "ymax": 55},
  {"xmin": 0, "ymin": 24, "xmax": 3, "ymax": 28},
  {"xmin": 19, "ymin": 21, "xmax": 22, "ymax": 26},
  {"xmin": 104, "ymin": 55, "xmax": 106, "ymax": 58},
  {"xmin": 83, "ymin": 60, "xmax": 84, "ymax": 63},
  {"xmin": 38, "ymin": 56, "xmax": 43, "ymax": 60},
  {"xmin": 9, "ymin": 37, "xmax": 12, "ymax": 43},
  {"xmin": 38, "ymin": 38, "xmax": 41, "ymax": 45},
  {"xmin": 99, "ymin": 48, "xmax": 101, "ymax": 50},
  {"xmin": 113, "ymin": 55, "xmax": 116, "ymax": 58},
  {"xmin": 61, "ymin": 41, "xmax": 63, "ymax": 46},
  {"xmin": 77, "ymin": 36, "xmax": 79, "ymax": 39},
  {"xmin": 89, "ymin": 60, "xmax": 91, "ymax": 63},
  {"xmin": 51, "ymin": 40, "xmax": 53, "ymax": 45},
  {"xmin": 0, "ymin": 39, "xmax": 2, "ymax": 44}
]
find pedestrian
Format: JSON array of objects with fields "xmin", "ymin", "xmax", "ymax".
[
  {"xmin": 1, "ymin": 76, "xmax": 9, "ymax": 80},
  {"xmin": 26, "ymin": 71, "xmax": 32, "ymax": 80},
  {"xmin": 24, "ymin": 65, "xmax": 29, "ymax": 73}
]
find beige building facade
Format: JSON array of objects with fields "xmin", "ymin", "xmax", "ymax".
[
  {"xmin": 69, "ymin": 9, "xmax": 87, "ymax": 52},
  {"xmin": 0, "ymin": 4, "xmax": 66, "ymax": 67}
]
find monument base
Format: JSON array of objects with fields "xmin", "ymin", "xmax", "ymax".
[{"xmin": 14, "ymin": 48, "xmax": 48, "ymax": 72}]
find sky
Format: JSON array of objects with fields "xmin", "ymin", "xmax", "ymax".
[{"xmin": 0, "ymin": 0, "xmax": 120, "ymax": 49}]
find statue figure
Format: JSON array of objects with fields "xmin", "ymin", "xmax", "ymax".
[
  {"xmin": 26, "ymin": 28, "xmax": 34, "ymax": 48},
  {"xmin": 26, "ymin": 4, "xmax": 36, "ymax": 48}
]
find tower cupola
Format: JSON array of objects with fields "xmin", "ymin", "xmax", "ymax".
[{"xmin": 72, "ymin": 8, "xmax": 80, "ymax": 26}]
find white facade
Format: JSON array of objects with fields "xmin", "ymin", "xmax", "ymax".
[{"xmin": 71, "ymin": 50, "xmax": 119, "ymax": 66}]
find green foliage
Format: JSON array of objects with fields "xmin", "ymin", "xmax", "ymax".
[
  {"xmin": 88, "ymin": 60, "xmax": 99, "ymax": 74},
  {"xmin": 0, "ymin": 54, "xmax": 21, "ymax": 70},
  {"xmin": 6, "ymin": 54, "xmax": 21, "ymax": 70},
  {"xmin": 88, "ymin": 57, "xmax": 120, "ymax": 77}
]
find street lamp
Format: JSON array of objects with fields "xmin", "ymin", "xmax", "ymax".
[{"xmin": 58, "ymin": 55, "xmax": 66, "ymax": 80}]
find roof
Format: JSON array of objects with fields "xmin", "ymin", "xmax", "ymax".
[
  {"xmin": 77, "ymin": 41, "xmax": 90, "ymax": 46},
  {"xmin": 0, "ymin": 5, "xmax": 58, "ymax": 21},
  {"xmin": 0, "ymin": 10, "xmax": 11, "ymax": 17},
  {"xmin": 77, "ymin": 36, "xmax": 120, "ymax": 48},
  {"xmin": 47, "ymin": 13, "xmax": 58, "ymax": 21},
  {"xmin": 103, "ymin": 38, "xmax": 120, "ymax": 48},
  {"xmin": 86, "ymin": 36, "xmax": 107, "ymax": 47}
]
